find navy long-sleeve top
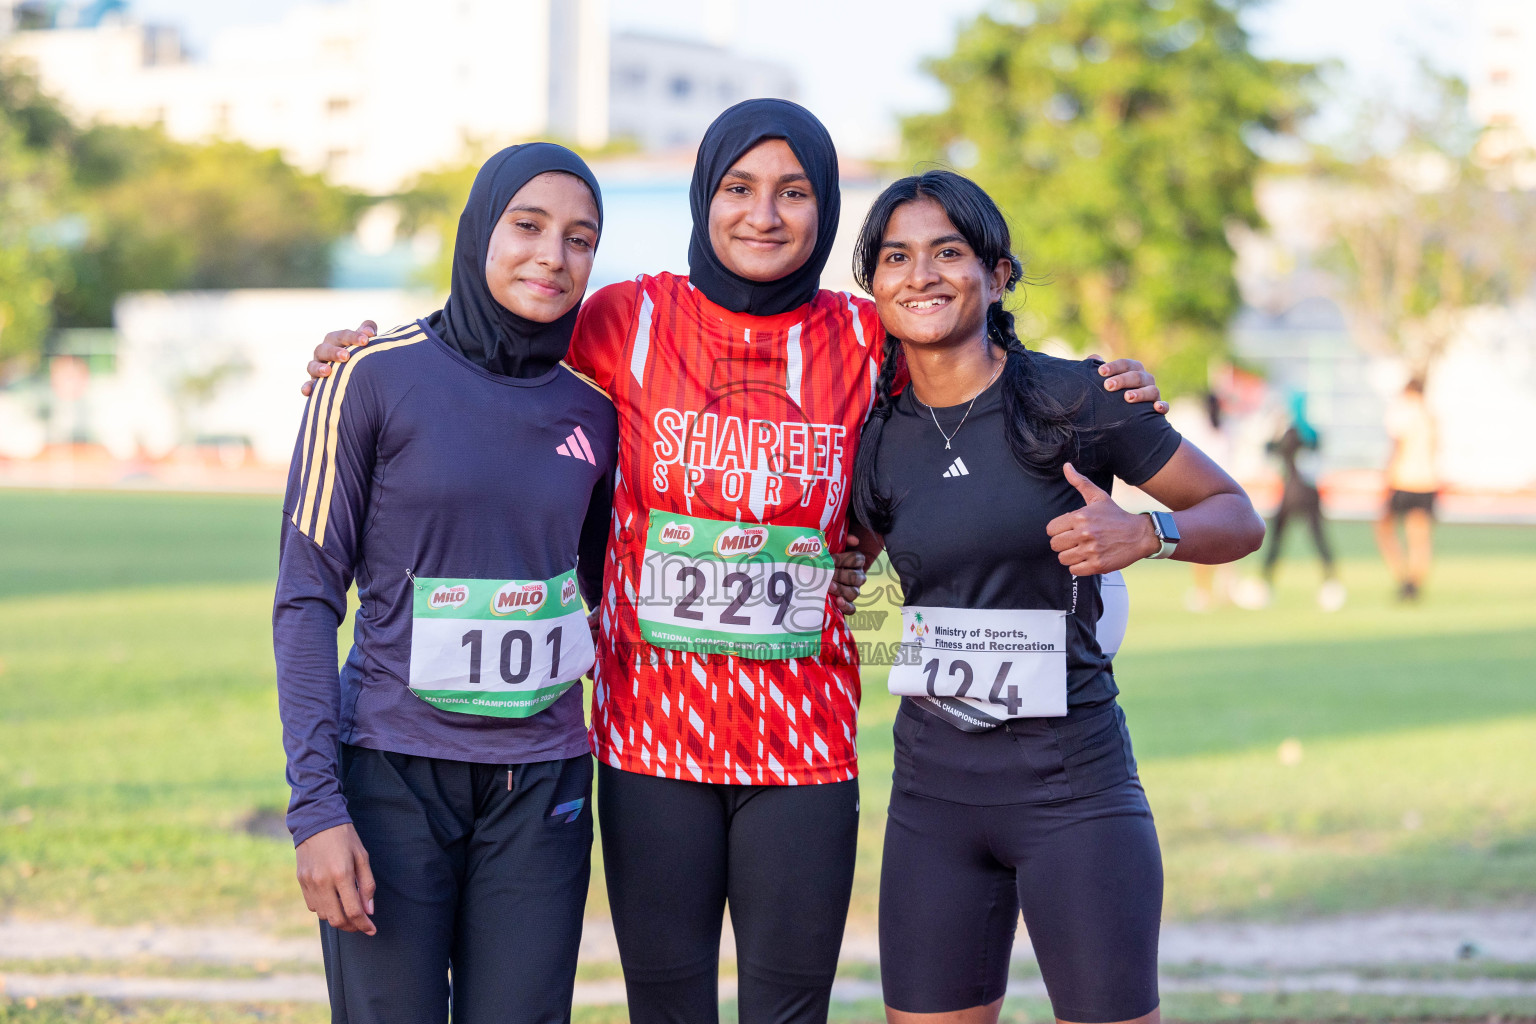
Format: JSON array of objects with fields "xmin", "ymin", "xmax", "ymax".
[{"xmin": 272, "ymin": 320, "xmax": 616, "ymax": 846}]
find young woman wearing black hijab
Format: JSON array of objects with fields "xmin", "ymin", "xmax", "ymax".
[
  {"xmin": 302, "ymin": 100, "xmax": 1166, "ymax": 1024},
  {"xmin": 273, "ymin": 142, "xmax": 616, "ymax": 1024}
]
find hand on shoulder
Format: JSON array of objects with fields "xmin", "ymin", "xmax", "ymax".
[
  {"xmin": 301, "ymin": 321, "xmax": 377, "ymax": 396},
  {"xmin": 1087, "ymin": 354, "xmax": 1168, "ymax": 415}
]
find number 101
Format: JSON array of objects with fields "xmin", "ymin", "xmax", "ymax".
[{"xmin": 459, "ymin": 627, "xmax": 563, "ymax": 686}]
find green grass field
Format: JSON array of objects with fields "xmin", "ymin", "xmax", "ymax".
[{"xmin": 2, "ymin": 489, "xmax": 1534, "ymax": 938}]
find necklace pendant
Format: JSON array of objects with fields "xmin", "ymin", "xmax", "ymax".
[{"xmin": 945, "ymin": 441, "xmax": 952, "ymax": 450}]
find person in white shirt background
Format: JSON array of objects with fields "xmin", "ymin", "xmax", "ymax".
[{"xmin": 1374, "ymin": 377, "xmax": 1440, "ymax": 601}]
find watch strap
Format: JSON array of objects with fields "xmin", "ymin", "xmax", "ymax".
[{"xmin": 1144, "ymin": 511, "xmax": 1179, "ymax": 559}]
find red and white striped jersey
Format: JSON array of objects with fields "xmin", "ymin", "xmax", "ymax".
[{"xmin": 568, "ymin": 273, "xmax": 881, "ymax": 785}]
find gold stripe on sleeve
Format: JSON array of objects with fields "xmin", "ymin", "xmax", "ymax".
[
  {"xmin": 561, "ymin": 361, "xmax": 610, "ymax": 398},
  {"xmin": 371, "ymin": 322, "xmax": 424, "ymax": 342},
  {"xmin": 293, "ymin": 324, "xmax": 421, "ymax": 528},
  {"xmin": 290, "ymin": 375, "xmax": 327, "ymax": 527},
  {"xmin": 311, "ymin": 333, "xmax": 426, "ymax": 547},
  {"xmin": 295, "ymin": 374, "xmax": 333, "ymax": 532}
]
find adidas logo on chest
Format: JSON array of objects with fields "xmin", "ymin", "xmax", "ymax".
[
  {"xmin": 942, "ymin": 457, "xmax": 969, "ymax": 479},
  {"xmin": 557, "ymin": 425, "xmax": 597, "ymax": 465}
]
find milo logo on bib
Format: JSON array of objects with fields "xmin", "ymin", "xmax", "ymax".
[
  {"xmin": 561, "ymin": 576, "xmax": 579, "ymax": 607},
  {"xmin": 786, "ymin": 535, "xmax": 824, "ymax": 558},
  {"xmin": 714, "ymin": 524, "xmax": 768, "ymax": 558},
  {"xmin": 491, "ymin": 580, "xmax": 546, "ymax": 617},
  {"xmin": 658, "ymin": 521, "xmax": 694, "ymax": 545},
  {"xmin": 428, "ymin": 584, "xmax": 468, "ymax": 610}
]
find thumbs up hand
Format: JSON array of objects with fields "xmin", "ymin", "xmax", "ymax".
[
  {"xmin": 1062, "ymin": 461, "xmax": 1111, "ymax": 505},
  {"xmin": 1046, "ymin": 463, "xmax": 1161, "ymax": 576}
]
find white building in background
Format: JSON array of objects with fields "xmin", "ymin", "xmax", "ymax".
[
  {"xmin": 608, "ymin": 32, "xmax": 796, "ymax": 151},
  {"xmin": 96, "ymin": 289, "xmax": 431, "ymax": 464},
  {"xmin": 3, "ymin": 1, "xmax": 801, "ymax": 190},
  {"xmin": 1470, "ymin": 0, "xmax": 1536, "ymax": 177},
  {"xmin": 2, "ymin": 0, "xmax": 610, "ymax": 193}
]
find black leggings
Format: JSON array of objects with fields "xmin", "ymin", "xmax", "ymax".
[
  {"xmin": 1264, "ymin": 485, "xmax": 1335, "ymax": 578},
  {"xmin": 320, "ymin": 746, "xmax": 592, "ymax": 1024},
  {"xmin": 597, "ymin": 763, "xmax": 860, "ymax": 1024}
]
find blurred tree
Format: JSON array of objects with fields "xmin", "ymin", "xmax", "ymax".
[
  {"xmin": 2, "ymin": 63, "xmax": 358, "ymax": 358},
  {"xmin": 53, "ymin": 129, "xmax": 358, "ymax": 327},
  {"xmin": 395, "ymin": 160, "xmax": 480, "ymax": 295},
  {"xmin": 0, "ymin": 64, "xmax": 69, "ymax": 373},
  {"xmin": 902, "ymin": 0, "xmax": 1313, "ymax": 392},
  {"xmin": 1317, "ymin": 69, "xmax": 1536, "ymax": 377}
]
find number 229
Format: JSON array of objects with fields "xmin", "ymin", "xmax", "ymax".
[{"xmin": 671, "ymin": 567, "xmax": 795, "ymax": 626}]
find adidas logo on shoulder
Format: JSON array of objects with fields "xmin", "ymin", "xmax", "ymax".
[
  {"xmin": 557, "ymin": 425, "xmax": 597, "ymax": 465},
  {"xmin": 942, "ymin": 457, "xmax": 969, "ymax": 479}
]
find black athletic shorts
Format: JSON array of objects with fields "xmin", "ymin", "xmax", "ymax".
[
  {"xmin": 879, "ymin": 776, "xmax": 1162, "ymax": 1022},
  {"xmin": 1388, "ymin": 489, "xmax": 1437, "ymax": 516}
]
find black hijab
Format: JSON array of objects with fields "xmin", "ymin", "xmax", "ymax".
[
  {"xmin": 686, "ymin": 99, "xmax": 840, "ymax": 317},
  {"xmin": 428, "ymin": 142, "xmax": 603, "ymax": 378}
]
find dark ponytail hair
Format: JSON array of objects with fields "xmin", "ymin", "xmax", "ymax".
[{"xmin": 851, "ymin": 170, "xmax": 1080, "ymax": 535}]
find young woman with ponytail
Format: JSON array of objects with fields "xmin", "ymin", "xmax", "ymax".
[{"xmin": 849, "ymin": 170, "xmax": 1264, "ymax": 1024}]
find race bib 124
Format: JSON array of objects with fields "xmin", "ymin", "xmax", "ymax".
[{"xmin": 887, "ymin": 606, "xmax": 1068, "ymax": 723}]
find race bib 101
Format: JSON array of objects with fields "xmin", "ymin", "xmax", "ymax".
[
  {"xmin": 887, "ymin": 606, "xmax": 1068, "ymax": 725},
  {"xmin": 635, "ymin": 510, "xmax": 834, "ymax": 660},
  {"xmin": 408, "ymin": 569, "xmax": 593, "ymax": 718}
]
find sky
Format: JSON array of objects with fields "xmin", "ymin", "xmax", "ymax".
[{"xmin": 124, "ymin": 0, "xmax": 1483, "ymax": 158}]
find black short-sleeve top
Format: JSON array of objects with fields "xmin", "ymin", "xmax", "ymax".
[{"xmin": 869, "ymin": 353, "xmax": 1182, "ymax": 804}]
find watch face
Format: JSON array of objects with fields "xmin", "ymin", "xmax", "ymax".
[{"xmin": 1157, "ymin": 511, "xmax": 1180, "ymax": 543}]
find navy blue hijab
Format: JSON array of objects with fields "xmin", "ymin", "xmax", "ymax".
[
  {"xmin": 687, "ymin": 99, "xmax": 841, "ymax": 317},
  {"xmin": 429, "ymin": 143, "xmax": 603, "ymax": 379}
]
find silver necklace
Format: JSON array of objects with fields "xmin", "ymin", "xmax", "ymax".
[{"xmin": 913, "ymin": 358, "xmax": 1004, "ymax": 450}]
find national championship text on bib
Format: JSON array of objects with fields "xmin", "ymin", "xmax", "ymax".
[
  {"xmin": 408, "ymin": 569, "xmax": 593, "ymax": 718},
  {"xmin": 636, "ymin": 510, "xmax": 835, "ymax": 660},
  {"xmin": 888, "ymin": 606, "xmax": 1068, "ymax": 725}
]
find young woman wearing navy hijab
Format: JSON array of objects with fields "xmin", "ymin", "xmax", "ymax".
[
  {"xmin": 273, "ymin": 143, "xmax": 616, "ymax": 1024},
  {"xmin": 300, "ymin": 103, "xmax": 1168, "ymax": 1024},
  {"xmin": 849, "ymin": 171, "xmax": 1264, "ymax": 1024}
]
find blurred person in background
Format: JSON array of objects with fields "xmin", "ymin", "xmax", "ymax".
[
  {"xmin": 273, "ymin": 143, "xmax": 614, "ymax": 1024},
  {"xmin": 1375, "ymin": 377, "xmax": 1439, "ymax": 601},
  {"xmin": 1236, "ymin": 392, "xmax": 1344, "ymax": 611}
]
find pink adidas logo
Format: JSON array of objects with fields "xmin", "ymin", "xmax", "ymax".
[{"xmin": 557, "ymin": 425, "xmax": 597, "ymax": 465}]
